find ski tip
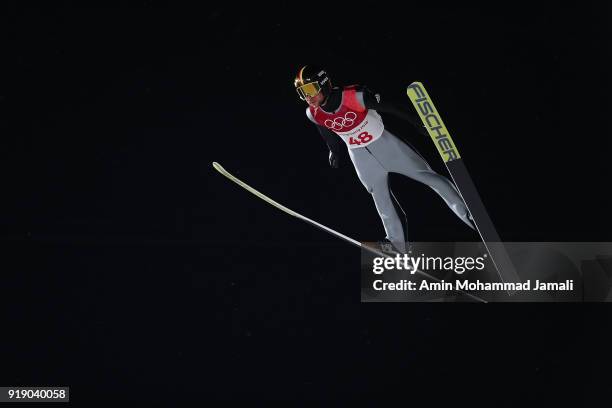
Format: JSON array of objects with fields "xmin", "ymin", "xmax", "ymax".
[
  {"xmin": 212, "ymin": 161, "xmax": 223, "ymax": 172},
  {"xmin": 407, "ymin": 81, "xmax": 423, "ymax": 88}
]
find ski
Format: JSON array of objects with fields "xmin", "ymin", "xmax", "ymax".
[
  {"xmin": 213, "ymin": 161, "xmax": 363, "ymax": 249},
  {"xmin": 407, "ymin": 82, "xmax": 520, "ymax": 286},
  {"xmin": 212, "ymin": 161, "xmax": 487, "ymax": 303}
]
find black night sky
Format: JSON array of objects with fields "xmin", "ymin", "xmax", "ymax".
[{"xmin": 2, "ymin": 4, "xmax": 611, "ymax": 405}]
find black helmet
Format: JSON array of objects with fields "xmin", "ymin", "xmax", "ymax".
[{"xmin": 294, "ymin": 65, "xmax": 332, "ymax": 101}]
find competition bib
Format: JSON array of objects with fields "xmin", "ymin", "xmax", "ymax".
[
  {"xmin": 309, "ymin": 86, "xmax": 385, "ymax": 149},
  {"xmin": 331, "ymin": 109, "xmax": 384, "ymax": 149}
]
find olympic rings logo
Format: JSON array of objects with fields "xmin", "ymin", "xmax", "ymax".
[{"xmin": 324, "ymin": 112, "xmax": 358, "ymax": 131}]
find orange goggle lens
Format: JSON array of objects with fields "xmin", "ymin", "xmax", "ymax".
[{"xmin": 296, "ymin": 82, "xmax": 321, "ymax": 100}]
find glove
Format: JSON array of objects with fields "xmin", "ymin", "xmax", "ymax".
[{"xmin": 328, "ymin": 151, "xmax": 340, "ymax": 168}]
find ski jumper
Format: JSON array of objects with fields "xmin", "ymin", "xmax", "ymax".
[{"xmin": 306, "ymin": 86, "xmax": 474, "ymax": 253}]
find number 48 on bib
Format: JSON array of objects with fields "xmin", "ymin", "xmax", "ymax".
[{"xmin": 349, "ymin": 132, "xmax": 373, "ymax": 146}]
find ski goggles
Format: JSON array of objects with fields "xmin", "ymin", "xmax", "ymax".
[{"xmin": 296, "ymin": 81, "xmax": 321, "ymax": 100}]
